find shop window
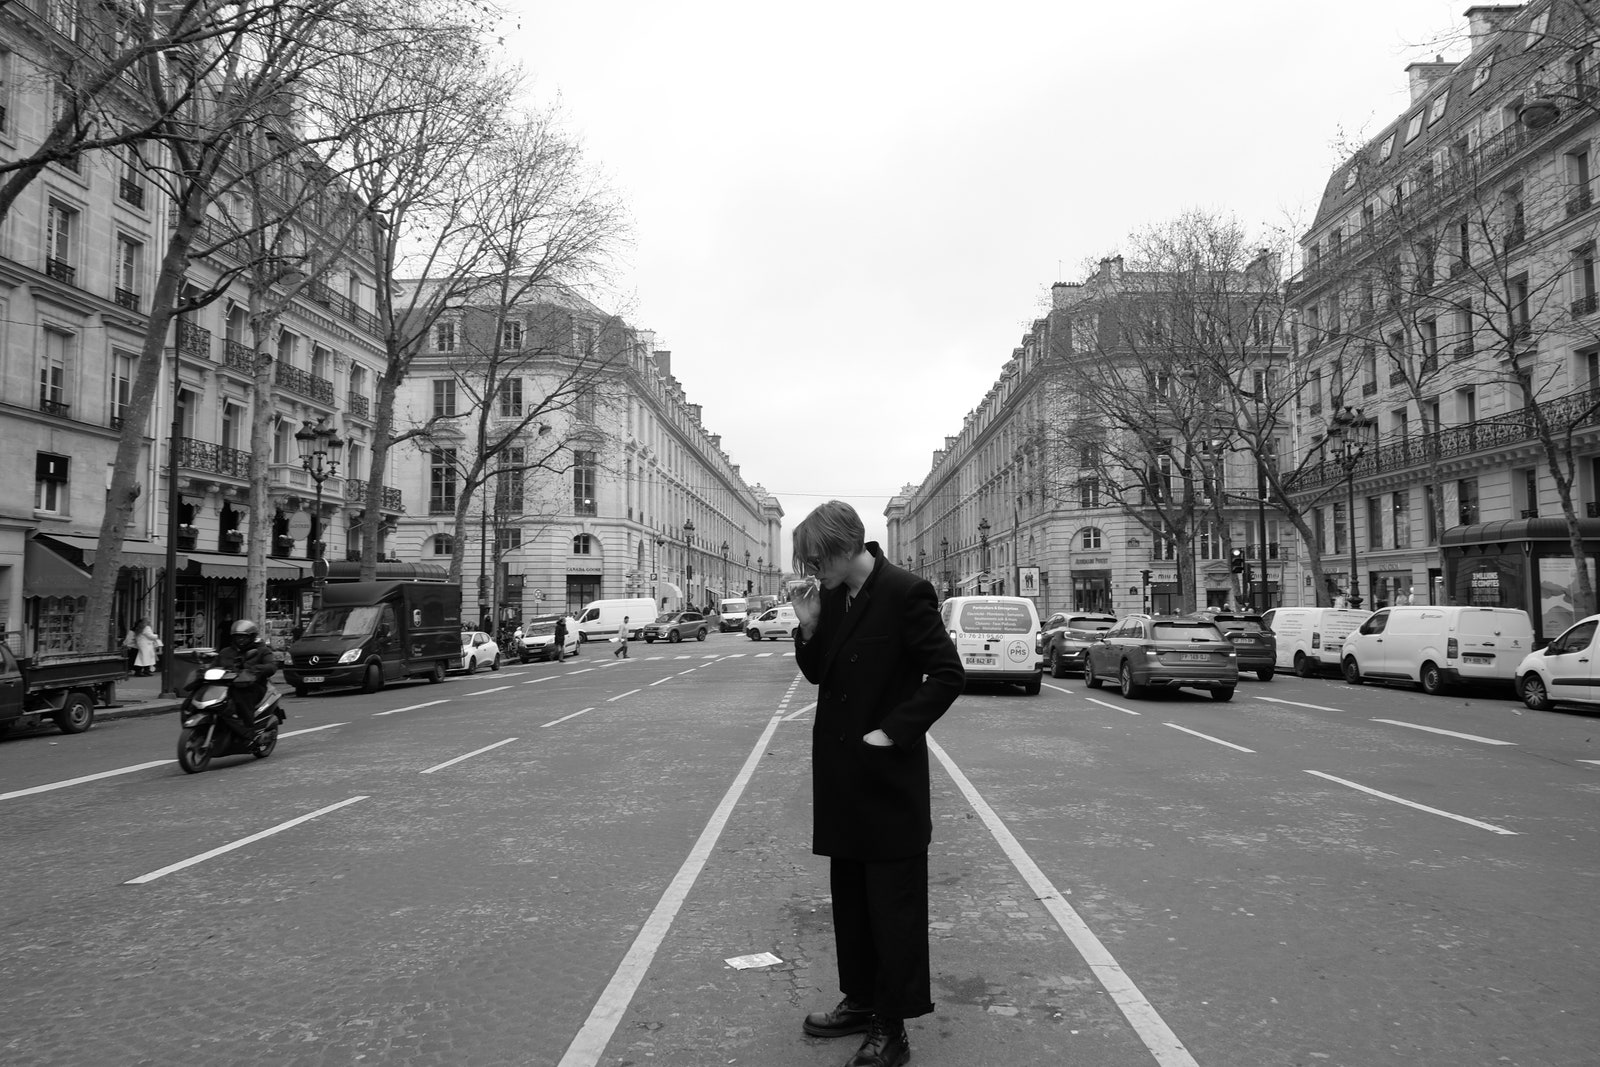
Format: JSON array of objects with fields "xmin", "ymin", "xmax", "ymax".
[{"xmin": 35, "ymin": 452, "xmax": 69, "ymax": 513}]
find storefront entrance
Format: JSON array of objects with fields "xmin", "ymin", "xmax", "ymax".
[{"xmin": 1441, "ymin": 517, "xmax": 1600, "ymax": 642}]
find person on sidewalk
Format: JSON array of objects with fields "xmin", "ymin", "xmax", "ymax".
[
  {"xmin": 130, "ymin": 619, "xmax": 162, "ymax": 677},
  {"xmin": 613, "ymin": 616, "xmax": 630, "ymax": 658},
  {"xmin": 790, "ymin": 500, "xmax": 964, "ymax": 1067}
]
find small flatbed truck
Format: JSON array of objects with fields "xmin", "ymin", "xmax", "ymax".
[{"xmin": 0, "ymin": 642, "xmax": 129, "ymax": 735}]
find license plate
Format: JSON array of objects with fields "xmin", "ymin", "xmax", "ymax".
[
  {"xmin": 301, "ymin": 675, "xmax": 325, "ymax": 683},
  {"xmin": 1181, "ymin": 653, "xmax": 1211, "ymax": 662},
  {"xmin": 1463, "ymin": 654, "xmax": 1492, "ymax": 664},
  {"xmin": 965, "ymin": 654, "xmax": 996, "ymax": 666}
]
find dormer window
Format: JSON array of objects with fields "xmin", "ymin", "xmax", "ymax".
[
  {"xmin": 1379, "ymin": 132, "xmax": 1397, "ymax": 162},
  {"xmin": 1428, "ymin": 90, "xmax": 1449, "ymax": 125},
  {"xmin": 1471, "ymin": 51, "xmax": 1494, "ymax": 93},
  {"xmin": 1405, "ymin": 112, "xmax": 1425, "ymax": 142},
  {"xmin": 1525, "ymin": 11, "xmax": 1548, "ymax": 52},
  {"xmin": 1343, "ymin": 166, "xmax": 1360, "ymax": 192}
]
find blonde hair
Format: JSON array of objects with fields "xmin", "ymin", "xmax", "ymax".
[{"xmin": 792, "ymin": 500, "xmax": 864, "ymax": 572}]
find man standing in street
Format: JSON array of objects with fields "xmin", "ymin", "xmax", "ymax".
[{"xmin": 790, "ymin": 500, "xmax": 964, "ymax": 1067}]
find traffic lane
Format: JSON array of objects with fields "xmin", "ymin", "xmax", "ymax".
[
  {"xmin": 593, "ymin": 712, "xmax": 1161, "ymax": 1067},
  {"xmin": 939, "ymin": 686, "xmax": 1599, "ymax": 1067},
  {"xmin": 2, "ymin": 660, "xmax": 799, "ymax": 1066}
]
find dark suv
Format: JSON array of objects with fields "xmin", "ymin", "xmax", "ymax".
[
  {"xmin": 1192, "ymin": 612, "xmax": 1276, "ymax": 680},
  {"xmin": 641, "ymin": 611, "xmax": 710, "ymax": 643},
  {"xmin": 1041, "ymin": 612, "xmax": 1118, "ymax": 677}
]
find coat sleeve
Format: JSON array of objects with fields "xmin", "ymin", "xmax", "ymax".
[{"xmin": 879, "ymin": 578, "xmax": 963, "ymax": 746}]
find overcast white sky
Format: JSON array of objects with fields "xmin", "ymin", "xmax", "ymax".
[{"xmin": 506, "ymin": 0, "xmax": 1473, "ymax": 562}]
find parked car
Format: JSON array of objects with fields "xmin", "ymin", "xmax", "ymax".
[
  {"xmin": 1516, "ymin": 614, "xmax": 1600, "ymax": 711},
  {"xmin": 1259, "ymin": 606, "xmax": 1372, "ymax": 677},
  {"xmin": 517, "ymin": 614, "xmax": 579, "ymax": 663},
  {"xmin": 1195, "ymin": 612, "xmax": 1276, "ymax": 680},
  {"xmin": 940, "ymin": 595, "xmax": 1043, "ymax": 695},
  {"xmin": 1084, "ymin": 615, "xmax": 1238, "ymax": 701},
  {"xmin": 1341, "ymin": 605, "xmax": 1534, "ymax": 693},
  {"xmin": 747, "ymin": 605, "xmax": 800, "ymax": 641},
  {"xmin": 0, "ymin": 642, "xmax": 127, "ymax": 735},
  {"xmin": 642, "ymin": 611, "xmax": 710, "ymax": 643},
  {"xmin": 1040, "ymin": 612, "xmax": 1118, "ymax": 677},
  {"xmin": 459, "ymin": 631, "xmax": 501, "ymax": 673}
]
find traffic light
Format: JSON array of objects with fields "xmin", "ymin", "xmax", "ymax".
[
  {"xmin": 1140, "ymin": 569, "xmax": 1152, "ymax": 585},
  {"xmin": 1230, "ymin": 549, "xmax": 1245, "ymax": 574}
]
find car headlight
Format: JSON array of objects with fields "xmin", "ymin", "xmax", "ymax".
[{"xmin": 338, "ymin": 647, "xmax": 362, "ymax": 664}]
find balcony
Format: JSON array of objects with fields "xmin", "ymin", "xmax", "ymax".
[
  {"xmin": 1420, "ymin": 354, "xmax": 1438, "ymax": 374},
  {"xmin": 427, "ymin": 496, "xmax": 455, "ymax": 515},
  {"xmin": 1449, "ymin": 259, "xmax": 1469, "ymax": 278},
  {"xmin": 114, "ymin": 287, "xmax": 140, "ymax": 311},
  {"xmin": 345, "ymin": 478, "xmax": 404, "ymax": 512},
  {"xmin": 1572, "ymin": 293, "xmax": 1598, "ymax": 319},
  {"xmin": 306, "ymin": 281, "xmax": 380, "ymax": 334},
  {"xmin": 1513, "ymin": 321, "xmax": 1533, "ymax": 340},
  {"xmin": 1506, "ymin": 224, "xmax": 1526, "ymax": 250},
  {"xmin": 1453, "ymin": 341, "xmax": 1474, "ymax": 360},
  {"xmin": 177, "ymin": 320, "xmax": 211, "ymax": 359},
  {"xmin": 223, "ymin": 339, "xmax": 255, "ymax": 372},
  {"xmin": 1362, "ymin": 381, "xmax": 1379, "ymax": 396},
  {"xmin": 1389, "ymin": 370, "xmax": 1407, "ymax": 385},
  {"xmin": 175, "ymin": 437, "xmax": 251, "ymax": 478},
  {"xmin": 1567, "ymin": 188, "xmax": 1593, "ymax": 218},
  {"xmin": 274, "ymin": 363, "xmax": 335, "ymax": 404},
  {"xmin": 44, "ymin": 257, "xmax": 76, "ymax": 285},
  {"xmin": 118, "ymin": 180, "xmax": 144, "ymax": 208},
  {"xmin": 346, "ymin": 391, "xmax": 370, "ymax": 418},
  {"xmin": 39, "ymin": 397, "xmax": 70, "ymax": 418}
]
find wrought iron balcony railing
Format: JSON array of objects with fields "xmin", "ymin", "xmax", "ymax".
[
  {"xmin": 175, "ymin": 437, "xmax": 251, "ymax": 478},
  {"xmin": 346, "ymin": 391, "xmax": 370, "ymax": 418},
  {"xmin": 44, "ymin": 257, "xmax": 75, "ymax": 284},
  {"xmin": 114, "ymin": 287, "xmax": 140, "ymax": 310},
  {"xmin": 274, "ymin": 363, "xmax": 335, "ymax": 404},
  {"xmin": 345, "ymin": 478, "xmax": 404, "ymax": 512},
  {"xmin": 177, "ymin": 320, "xmax": 211, "ymax": 359},
  {"xmin": 223, "ymin": 339, "xmax": 255, "ymax": 372}
]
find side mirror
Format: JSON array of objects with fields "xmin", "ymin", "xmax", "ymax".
[
  {"xmin": 1543, "ymin": 644, "xmax": 1557, "ymax": 656},
  {"xmin": 376, "ymin": 625, "xmax": 391, "ymax": 641}
]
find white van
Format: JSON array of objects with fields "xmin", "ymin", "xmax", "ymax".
[
  {"xmin": 1260, "ymin": 607, "xmax": 1372, "ymax": 677},
  {"xmin": 718, "ymin": 597, "xmax": 750, "ymax": 633},
  {"xmin": 574, "ymin": 597, "xmax": 658, "ymax": 642},
  {"xmin": 939, "ymin": 595, "xmax": 1043, "ymax": 695},
  {"xmin": 1340, "ymin": 605, "xmax": 1535, "ymax": 694}
]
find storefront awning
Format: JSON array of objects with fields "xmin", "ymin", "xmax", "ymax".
[
  {"xmin": 177, "ymin": 550, "xmax": 305, "ymax": 580},
  {"xmin": 23, "ymin": 537, "xmax": 95, "ymax": 597},
  {"xmin": 1442, "ymin": 517, "xmax": 1600, "ymax": 547},
  {"xmin": 956, "ymin": 571, "xmax": 991, "ymax": 589},
  {"xmin": 37, "ymin": 532, "xmax": 178, "ymax": 569},
  {"xmin": 658, "ymin": 581, "xmax": 682, "ymax": 599},
  {"xmin": 322, "ymin": 560, "xmax": 449, "ymax": 580}
]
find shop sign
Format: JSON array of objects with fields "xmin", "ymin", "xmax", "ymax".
[
  {"xmin": 567, "ymin": 562, "xmax": 604, "ymax": 574},
  {"xmin": 1071, "ymin": 555, "xmax": 1111, "ymax": 567},
  {"xmin": 1469, "ymin": 568, "xmax": 1501, "ymax": 605}
]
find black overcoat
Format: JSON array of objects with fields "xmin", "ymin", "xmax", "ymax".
[{"xmin": 795, "ymin": 544, "xmax": 964, "ymax": 859}]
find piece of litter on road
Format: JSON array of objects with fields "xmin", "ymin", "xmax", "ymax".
[{"xmin": 724, "ymin": 952, "xmax": 783, "ymax": 969}]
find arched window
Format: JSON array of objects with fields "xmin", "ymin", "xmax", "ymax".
[
  {"xmin": 1080, "ymin": 527, "xmax": 1102, "ymax": 550},
  {"xmin": 431, "ymin": 534, "xmax": 455, "ymax": 556},
  {"xmin": 572, "ymin": 534, "xmax": 595, "ymax": 555}
]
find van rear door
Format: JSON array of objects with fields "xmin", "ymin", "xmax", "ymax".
[{"xmin": 1455, "ymin": 609, "xmax": 1524, "ymax": 677}]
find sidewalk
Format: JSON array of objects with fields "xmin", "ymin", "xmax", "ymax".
[{"xmin": 101, "ymin": 671, "xmax": 186, "ymax": 721}]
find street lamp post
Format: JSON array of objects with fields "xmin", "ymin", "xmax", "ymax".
[
  {"xmin": 653, "ymin": 533, "xmax": 666, "ymax": 605},
  {"xmin": 757, "ymin": 556, "xmax": 763, "ymax": 595},
  {"xmin": 918, "ymin": 548, "xmax": 925, "ymax": 580},
  {"xmin": 977, "ymin": 517, "xmax": 991, "ymax": 595},
  {"xmin": 940, "ymin": 537, "xmax": 949, "ymax": 598},
  {"xmin": 721, "ymin": 541, "xmax": 729, "ymax": 609},
  {"xmin": 682, "ymin": 519, "xmax": 695, "ymax": 609},
  {"xmin": 1327, "ymin": 405, "xmax": 1374, "ymax": 609},
  {"xmin": 294, "ymin": 417, "xmax": 344, "ymax": 613}
]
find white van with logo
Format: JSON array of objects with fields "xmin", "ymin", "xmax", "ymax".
[
  {"xmin": 574, "ymin": 597, "xmax": 658, "ymax": 642},
  {"xmin": 939, "ymin": 595, "xmax": 1042, "ymax": 695},
  {"xmin": 1340, "ymin": 605, "xmax": 1534, "ymax": 694},
  {"xmin": 1259, "ymin": 606, "xmax": 1372, "ymax": 677}
]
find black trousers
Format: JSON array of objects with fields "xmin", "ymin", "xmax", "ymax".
[{"xmin": 829, "ymin": 854, "xmax": 933, "ymax": 1020}]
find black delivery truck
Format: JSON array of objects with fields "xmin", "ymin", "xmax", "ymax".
[{"xmin": 283, "ymin": 581, "xmax": 462, "ymax": 696}]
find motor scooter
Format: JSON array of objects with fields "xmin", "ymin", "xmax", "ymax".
[{"xmin": 176, "ymin": 655, "xmax": 287, "ymax": 774}]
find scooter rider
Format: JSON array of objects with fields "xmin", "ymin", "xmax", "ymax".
[{"xmin": 210, "ymin": 619, "xmax": 279, "ymax": 732}]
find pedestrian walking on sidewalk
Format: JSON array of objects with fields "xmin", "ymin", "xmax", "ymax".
[
  {"xmin": 129, "ymin": 619, "xmax": 163, "ymax": 677},
  {"xmin": 790, "ymin": 500, "xmax": 964, "ymax": 1067},
  {"xmin": 613, "ymin": 616, "xmax": 630, "ymax": 658}
]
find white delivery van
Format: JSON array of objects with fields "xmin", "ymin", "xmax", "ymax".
[
  {"xmin": 939, "ymin": 595, "xmax": 1042, "ymax": 695},
  {"xmin": 718, "ymin": 597, "xmax": 750, "ymax": 633},
  {"xmin": 1260, "ymin": 606, "xmax": 1372, "ymax": 677},
  {"xmin": 1340, "ymin": 605, "xmax": 1534, "ymax": 694},
  {"xmin": 574, "ymin": 597, "xmax": 658, "ymax": 642}
]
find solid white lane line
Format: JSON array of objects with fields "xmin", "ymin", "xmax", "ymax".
[
  {"xmin": 678, "ymin": 668, "xmax": 697, "ymax": 675},
  {"xmin": 1257, "ymin": 695, "xmax": 1346, "ymax": 713},
  {"xmin": 465, "ymin": 685, "xmax": 512, "ymax": 695},
  {"xmin": 1043, "ymin": 681, "xmax": 1078, "ymax": 694},
  {"xmin": 648, "ymin": 677, "xmax": 673, "ymax": 686},
  {"xmin": 1581, "ymin": 759, "xmax": 1600, "ymax": 766},
  {"xmin": 420, "ymin": 738, "xmax": 517, "ymax": 774},
  {"xmin": 567, "ymin": 668, "xmax": 595, "ymax": 675},
  {"xmin": 541, "ymin": 707, "xmax": 595, "ymax": 728},
  {"xmin": 558, "ymin": 714, "xmax": 783, "ymax": 1067},
  {"xmin": 1304, "ymin": 770, "xmax": 1517, "ymax": 835},
  {"xmin": 2, "ymin": 760, "xmax": 171, "ymax": 801},
  {"xmin": 375, "ymin": 700, "xmax": 449, "ymax": 716},
  {"xmin": 1086, "ymin": 697, "xmax": 1140, "ymax": 716},
  {"xmin": 607, "ymin": 689, "xmax": 641, "ymax": 702},
  {"xmin": 281, "ymin": 723, "xmax": 344, "ymax": 737},
  {"xmin": 1370, "ymin": 719, "xmax": 1517, "ymax": 745},
  {"xmin": 782, "ymin": 701, "xmax": 817, "ymax": 722},
  {"xmin": 928, "ymin": 735, "xmax": 1198, "ymax": 1067},
  {"xmin": 523, "ymin": 677, "xmax": 554, "ymax": 685},
  {"xmin": 755, "ymin": 652, "xmax": 773, "ymax": 657},
  {"xmin": 125, "ymin": 796, "xmax": 369, "ymax": 884},
  {"xmin": 1163, "ymin": 723, "xmax": 1255, "ymax": 753}
]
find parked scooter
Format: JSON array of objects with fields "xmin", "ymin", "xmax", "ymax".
[{"xmin": 176, "ymin": 655, "xmax": 287, "ymax": 773}]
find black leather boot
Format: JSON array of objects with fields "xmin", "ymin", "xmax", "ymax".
[
  {"xmin": 844, "ymin": 1015, "xmax": 908, "ymax": 1067},
  {"xmin": 802, "ymin": 996, "xmax": 874, "ymax": 1038}
]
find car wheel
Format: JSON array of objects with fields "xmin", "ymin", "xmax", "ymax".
[
  {"xmin": 1211, "ymin": 686, "xmax": 1236, "ymax": 702},
  {"xmin": 1420, "ymin": 661, "xmax": 1444, "ymax": 695},
  {"xmin": 1049, "ymin": 648, "xmax": 1065, "ymax": 679},
  {"xmin": 1293, "ymin": 653, "xmax": 1313, "ymax": 678},
  {"xmin": 1119, "ymin": 662, "xmax": 1142, "ymax": 698},
  {"xmin": 490, "ymin": 653, "xmax": 500, "ymax": 671},
  {"xmin": 1520, "ymin": 673, "xmax": 1552, "ymax": 711},
  {"xmin": 1257, "ymin": 667, "xmax": 1274, "ymax": 682},
  {"xmin": 748, "ymin": 630, "xmax": 761, "ymax": 641},
  {"xmin": 54, "ymin": 691, "xmax": 95, "ymax": 734},
  {"xmin": 1342, "ymin": 657, "xmax": 1364, "ymax": 685},
  {"xmin": 1084, "ymin": 663, "xmax": 1103, "ymax": 689},
  {"xmin": 696, "ymin": 628, "xmax": 707, "ymax": 641},
  {"xmin": 669, "ymin": 630, "xmax": 682, "ymax": 643},
  {"xmin": 362, "ymin": 663, "xmax": 386, "ymax": 693},
  {"xmin": 465, "ymin": 655, "xmax": 478, "ymax": 675},
  {"xmin": 1023, "ymin": 674, "xmax": 1041, "ymax": 696},
  {"xmin": 427, "ymin": 662, "xmax": 446, "ymax": 684}
]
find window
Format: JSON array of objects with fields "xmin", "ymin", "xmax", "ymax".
[
  {"xmin": 1405, "ymin": 112, "xmax": 1425, "ymax": 142},
  {"xmin": 1420, "ymin": 318, "xmax": 1438, "ymax": 368},
  {"xmin": 495, "ymin": 448, "xmax": 524, "ymax": 514},
  {"xmin": 1509, "ymin": 273, "xmax": 1531, "ymax": 335},
  {"xmin": 432, "ymin": 379, "xmax": 456, "ymax": 418},
  {"xmin": 35, "ymin": 452, "xmax": 69, "ymax": 513},
  {"xmin": 221, "ymin": 402, "xmax": 243, "ymax": 451},
  {"xmin": 500, "ymin": 377, "xmax": 523, "ymax": 417},
  {"xmin": 500, "ymin": 320, "xmax": 523, "ymax": 350},
  {"xmin": 428, "ymin": 447, "xmax": 457, "ymax": 513},
  {"xmin": 495, "ymin": 528, "xmax": 522, "ymax": 553},
  {"xmin": 1526, "ymin": 11, "xmax": 1548, "ymax": 50},
  {"xmin": 1569, "ymin": 147, "xmax": 1592, "ymax": 211},
  {"xmin": 432, "ymin": 534, "xmax": 455, "ymax": 556},
  {"xmin": 111, "ymin": 350, "xmax": 135, "ymax": 428},
  {"xmin": 1367, "ymin": 496, "xmax": 1384, "ymax": 550},
  {"xmin": 1333, "ymin": 501, "xmax": 1349, "ymax": 554},
  {"xmin": 39, "ymin": 328, "xmax": 70, "ymax": 416},
  {"xmin": 573, "ymin": 449, "xmax": 596, "ymax": 515},
  {"xmin": 111, "ymin": 235, "xmax": 140, "ymax": 307},
  {"xmin": 1425, "ymin": 484, "xmax": 1439, "ymax": 544},
  {"xmin": 118, "ymin": 145, "xmax": 144, "ymax": 205},
  {"xmin": 434, "ymin": 321, "xmax": 457, "ymax": 352},
  {"xmin": 1573, "ymin": 243, "xmax": 1597, "ymax": 314},
  {"xmin": 1393, "ymin": 490, "xmax": 1412, "ymax": 549},
  {"xmin": 1379, "ymin": 132, "xmax": 1397, "ymax": 162},
  {"xmin": 572, "ymin": 534, "xmax": 596, "ymax": 555},
  {"xmin": 1077, "ymin": 476, "xmax": 1100, "ymax": 509},
  {"xmin": 1199, "ymin": 522, "xmax": 1222, "ymax": 561},
  {"xmin": 1517, "ymin": 468, "xmax": 1539, "ymax": 517},
  {"xmin": 1080, "ymin": 527, "xmax": 1101, "ymax": 550},
  {"xmin": 311, "ymin": 345, "xmax": 330, "ymax": 381},
  {"xmin": 276, "ymin": 329, "xmax": 298, "ymax": 367},
  {"xmin": 0, "ymin": 49, "xmax": 9, "ymax": 134},
  {"xmin": 45, "ymin": 201, "xmax": 75, "ymax": 280},
  {"xmin": 1343, "ymin": 166, "xmax": 1360, "ymax": 192},
  {"xmin": 1428, "ymin": 91, "xmax": 1449, "ymax": 125},
  {"xmin": 1458, "ymin": 477, "xmax": 1480, "ymax": 524},
  {"xmin": 575, "ymin": 385, "xmax": 596, "ymax": 422},
  {"xmin": 1315, "ymin": 507, "xmax": 1326, "ymax": 553},
  {"xmin": 1471, "ymin": 51, "xmax": 1494, "ymax": 93}
]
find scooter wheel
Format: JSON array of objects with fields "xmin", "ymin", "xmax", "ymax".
[
  {"xmin": 177, "ymin": 725, "xmax": 213, "ymax": 774},
  {"xmin": 252, "ymin": 724, "xmax": 279, "ymax": 759}
]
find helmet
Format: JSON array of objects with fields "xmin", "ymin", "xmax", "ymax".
[{"xmin": 230, "ymin": 619, "xmax": 260, "ymax": 651}]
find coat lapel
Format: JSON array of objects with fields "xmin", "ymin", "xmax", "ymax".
[{"xmin": 820, "ymin": 555, "xmax": 883, "ymax": 678}]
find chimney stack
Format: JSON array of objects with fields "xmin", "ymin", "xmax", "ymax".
[
  {"xmin": 1406, "ymin": 56, "xmax": 1456, "ymax": 103},
  {"xmin": 1465, "ymin": 5, "xmax": 1521, "ymax": 51}
]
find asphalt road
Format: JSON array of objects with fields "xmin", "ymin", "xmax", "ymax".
[{"xmin": 1, "ymin": 632, "xmax": 1595, "ymax": 1066}]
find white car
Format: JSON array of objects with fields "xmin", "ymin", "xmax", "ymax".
[
  {"xmin": 459, "ymin": 631, "xmax": 501, "ymax": 673},
  {"xmin": 1515, "ymin": 614, "xmax": 1600, "ymax": 711},
  {"xmin": 517, "ymin": 614, "xmax": 579, "ymax": 662},
  {"xmin": 747, "ymin": 605, "xmax": 800, "ymax": 641}
]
